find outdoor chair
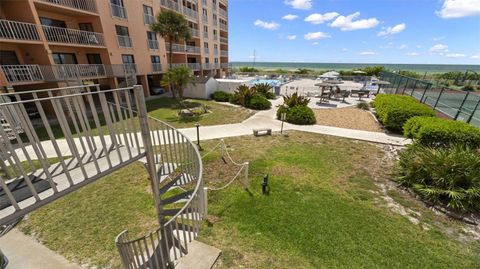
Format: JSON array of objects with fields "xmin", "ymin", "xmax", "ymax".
[{"xmin": 340, "ymin": 90, "xmax": 350, "ymax": 102}]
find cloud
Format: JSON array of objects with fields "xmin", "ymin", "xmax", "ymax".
[
  {"xmin": 433, "ymin": 36, "xmax": 445, "ymax": 41},
  {"xmin": 360, "ymin": 51, "xmax": 376, "ymax": 55},
  {"xmin": 282, "ymin": 14, "xmax": 298, "ymax": 20},
  {"xmin": 446, "ymin": 53, "xmax": 466, "ymax": 58},
  {"xmin": 312, "ymin": 42, "xmax": 319, "ymax": 45},
  {"xmin": 330, "ymin": 12, "xmax": 379, "ymax": 31},
  {"xmin": 286, "ymin": 35, "xmax": 297, "ymax": 40},
  {"xmin": 405, "ymin": 52, "xmax": 421, "ymax": 56},
  {"xmin": 342, "ymin": 48, "xmax": 348, "ymax": 52},
  {"xmin": 284, "ymin": 0, "xmax": 312, "ymax": 10},
  {"xmin": 472, "ymin": 55, "xmax": 480, "ymax": 59},
  {"xmin": 304, "ymin": 32, "xmax": 331, "ymax": 40},
  {"xmin": 398, "ymin": 44, "xmax": 407, "ymax": 49},
  {"xmin": 377, "ymin": 23, "xmax": 406, "ymax": 36},
  {"xmin": 429, "ymin": 44, "xmax": 449, "ymax": 54},
  {"xmin": 437, "ymin": 0, "xmax": 480, "ymax": 18},
  {"xmin": 305, "ymin": 12, "xmax": 339, "ymax": 24},
  {"xmin": 254, "ymin": 20, "xmax": 280, "ymax": 30}
]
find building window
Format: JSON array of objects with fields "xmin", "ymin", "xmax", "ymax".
[
  {"xmin": 79, "ymin": 23, "xmax": 94, "ymax": 32},
  {"xmin": 151, "ymin": 56, "xmax": 161, "ymax": 63},
  {"xmin": 0, "ymin": 51, "xmax": 19, "ymax": 65},
  {"xmin": 116, "ymin": 25, "xmax": 129, "ymax": 36},
  {"xmin": 203, "ymin": 25, "xmax": 208, "ymax": 32},
  {"xmin": 147, "ymin": 31, "xmax": 157, "ymax": 41},
  {"xmin": 204, "ymin": 42, "xmax": 208, "ymax": 48},
  {"xmin": 122, "ymin": 54, "xmax": 135, "ymax": 63},
  {"xmin": 214, "ymin": 58, "xmax": 218, "ymax": 63},
  {"xmin": 87, "ymin": 54, "xmax": 102, "ymax": 64},
  {"xmin": 143, "ymin": 5, "xmax": 153, "ymax": 16},
  {"xmin": 202, "ymin": 9, "xmax": 207, "ymax": 15},
  {"xmin": 52, "ymin": 53, "xmax": 78, "ymax": 64},
  {"xmin": 40, "ymin": 17, "xmax": 67, "ymax": 28},
  {"xmin": 205, "ymin": 57, "xmax": 209, "ymax": 63}
]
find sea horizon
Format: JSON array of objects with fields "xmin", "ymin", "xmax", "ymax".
[{"xmin": 230, "ymin": 61, "xmax": 480, "ymax": 74}]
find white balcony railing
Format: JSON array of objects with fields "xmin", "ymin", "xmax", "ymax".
[
  {"xmin": 151, "ymin": 63, "xmax": 162, "ymax": 73},
  {"xmin": 186, "ymin": 45, "xmax": 201, "ymax": 54},
  {"xmin": 42, "ymin": 64, "xmax": 106, "ymax": 81},
  {"xmin": 203, "ymin": 47, "xmax": 209, "ymax": 55},
  {"xmin": 144, "ymin": 13, "xmax": 155, "ymax": 25},
  {"xmin": 0, "ymin": 19, "xmax": 40, "ymax": 41},
  {"xmin": 213, "ymin": 34, "xmax": 218, "ymax": 40},
  {"xmin": 117, "ymin": 35, "xmax": 133, "ymax": 48},
  {"xmin": 40, "ymin": 0, "xmax": 98, "ymax": 13},
  {"xmin": 213, "ymin": 18, "xmax": 218, "ymax": 26},
  {"xmin": 202, "ymin": 14, "xmax": 208, "ymax": 23},
  {"xmin": 213, "ymin": 48, "xmax": 219, "ymax": 55},
  {"xmin": 220, "ymin": 50, "xmax": 228, "ymax": 57},
  {"xmin": 0, "ymin": 65, "xmax": 43, "ymax": 83},
  {"xmin": 42, "ymin": 25, "xmax": 105, "ymax": 46},
  {"xmin": 220, "ymin": 23, "xmax": 228, "ymax": 31},
  {"xmin": 110, "ymin": 3, "xmax": 128, "ymax": 19},
  {"xmin": 219, "ymin": 8, "xmax": 227, "ymax": 18},
  {"xmin": 221, "ymin": 63, "xmax": 229, "ymax": 68},
  {"xmin": 183, "ymin": 7, "xmax": 199, "ymax": 20},
  {"xmin": 148, "ymin": 39, "xmax": 159, "ymax": 50},
  {"xmin": 160, "ymin": 0, "xmax": 181, "ymax": 12},
  {"xmin": 188, "ymin": 63, "xmax": 201, "ymax": 70},
  {"xmin": 165, "ymin": 42, "xmax": 186, "ymax": 53},
  {"xmin": 220, "ymin": 36, "xmax": 228, "ymax": 43},
  {"xmin": 171, "ymin": 63, "xmax": 187, "ymax": 68},
  {"xmin": 190, "ymin": 28, "xmax": 199, "ymax": 37},
  {"xmin": 203, "ymin": 31, "xmax": 208, "ymax": 38}
]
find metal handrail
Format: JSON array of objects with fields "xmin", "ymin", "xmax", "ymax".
[
  {"xmin": 40, "ymin": 0, "xmax": 98, "ymax": 13},
  {"xmin": 117, "ymin": 35, "xmax": 133, "ymax": 48},
  {"xmin": 42, "ymin": 25, "xmax": 105, "ymax": 46},
  {"xmin": 0, "ymin": 19, "xmax": 40, "ymax": 41},
  {"xmin": 148, "ymin": 39, "xmax": 159, "ymax": 50}
]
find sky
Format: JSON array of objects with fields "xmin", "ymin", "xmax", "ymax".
[{"xmin": 228, "ymin": 0, "xmax": 480, "ymax": 64}]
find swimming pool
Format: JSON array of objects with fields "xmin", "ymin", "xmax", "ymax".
[{"xmin": 249, "ymin": 79, "xmax": 283, "ymax": 87}]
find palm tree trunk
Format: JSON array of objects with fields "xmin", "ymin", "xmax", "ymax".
[{"xmin": 168, "ymin": 39, "xmax": 176, "ymax": 99}]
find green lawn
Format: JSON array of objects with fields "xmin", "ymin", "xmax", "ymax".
[{"xmin": 18, "ymin": 132, "xmax": 480, "ymax": 268}]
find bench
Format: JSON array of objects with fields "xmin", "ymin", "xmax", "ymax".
[{"xmin": 253, "ymin": 128, "xmax": 272, "ymax": 136}]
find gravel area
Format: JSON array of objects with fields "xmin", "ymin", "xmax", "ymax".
[{"xmin": 313, "ymin": 107, "xmax": 383, "ymax": 132}]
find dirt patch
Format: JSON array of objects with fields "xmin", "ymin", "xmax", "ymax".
[{"xmin": 313, "ymin": 107, "xmax": 383, "ymax": 132}]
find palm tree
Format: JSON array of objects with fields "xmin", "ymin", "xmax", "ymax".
[
  {"xmin": 161, "ymin": 66, "xmax": 195, "ymax": 99},
  {"xmin": 150, "ymin": 10, "xmax": 191, "ymax": 69}
]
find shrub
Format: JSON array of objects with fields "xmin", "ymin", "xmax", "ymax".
[
  {"xmin": 373, "ymin": 94, "xmax": 435, "ymax": 132},
  {"xmin": 211, "ymin": 91, "xmax": 232, "ymax": 102},
  {"xmin": 238, "ymin": 66, "xmax": 259, "ymax": 73},
  {"xmin": 277, "ymin": 105, "xmax": 316, "ymax": 125},
  {"xmin": 404, "ymin": 116, "xmax": 480, "ymax": 148},
  {"xmin": 232, "ymin": 85, "xmax": 255, "ymax": 107},
  {"xmin": 282, "ymin": 92, "xmax": 310, "ymax": 107},
  {"xmin": 247, "ymin": 93, "xmax": 271, "ymax": 110},
  {"xmin": 252, "ymin": 83, "xmax": 275, "ymax": 99},
  {"xmin": 396, "ymin": 145, "xmax": 480, "ymax": 212},
  {"xmin": 356, "ymin": 101, "xmax": 370, "ymax": 110}
]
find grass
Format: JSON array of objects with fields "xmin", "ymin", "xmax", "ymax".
[
  {"xmin": 18, "ymin": 132, "xmax": 480, "ymax": 268},
  {"xmin": 32, "ymin": 97, "xmax": 253, "ymax": 141}
]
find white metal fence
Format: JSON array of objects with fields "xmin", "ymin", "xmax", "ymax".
[
  {"xmin": 110, "ymin": 3, "xmax": 128, "ymax": 19},
  {"xmin": 0, "ymin": 19, "xmax": 40, "ymax": 41},
  {"xmin": 42, "ymin": 25, "xmax": 105, "ymax": 46},
  {"xmin": 117, "ymin": 35, "xmax": 133, "ymax": 48},
  {"xmin": 40, "ymin": 0, "xmax": 98, "ymax": 13},
  {"xmin": 1, "ymin": 65, "xmax": 43, "ymax": 83}
]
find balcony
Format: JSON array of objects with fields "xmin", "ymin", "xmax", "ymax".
[
  {"xmin": 42, "ymin": 64, "xmax": 107, "ymax": 81},
  {"xmin": 171, "ymin": 63, "xmax": 187, "ymax": 68},
  {"xmin": 0, "ymin": 20, "xmax": 41, "ymax": 42},
  {"xmin": 220, "ymin": 63, "xmax": 228, "ymax": 68},
  {"xmin": 220, "ymin": 36, "xmax": 228, "ymax": 44},
  {"xmin": 213, "ymin": 34, "xmax": 218, "ymax": 40},
  {"xmin": 117, "ymin": 35, "xmax": 133, "ymax": 48},
  {"xmin": 160, "ymin": 0, "xmax": 181, "ymax": 12},
  {"xmin": 38, "ymin": 0, "xmax": 97, "ymax": 14},
  {"xmin": 42, "ymin": 25, "xmax": 105, "ymax": 47},
  {"xmin": 148, "ymin": 39, "xmax": 159, "ymax": 50},
  {"xmin": 213, "ymin": 19, "xmax": 218, "ymax": 26},
  {"xmin": 183, "ymin": 7, "xmax": 199, "ymax": 21},
  {"xmin": 213, "ymin": 48, "xmax": 219, "ymax": 55},
  {"xmin": 203, "ymin": 47, "xmax": 209, "ymax": 55},
  {"xmin": 110, "ymin": 3, "xmax": 128, "ymax": 19},
  {"xmin": 190, "ymin": 28, "xmax": 200, "ymax": 37},
  {"xmin": 186, "ymin": 45, "xmax": 201, "ymax": 54},
  {"xmin": 106, "ymin": 64, "xmax": 137, "ymax": 77},
  {"xmin": 203, "ymin": 31, "xmax": 208, "ymax": 38},
  {"xmin": 219, "ymin": 8, "xmax": 227, "ymax": 18},
  {"xmin": 188, "ymin": 63, "xmax": 201, "ymax": 70},
  {"xmin": 165, "ymin": 42, "xmax": 186, "ymax": 53},
  {"xmin": 144, "ymin": 13, "xmax": 155, "ymax": 25},
  {"xmin": 151, "ymin": 63, "xmax": 162, "ymax": 73},
  {"xmin": 220, "ymin": 50, "xmax": 228, "ymax": 57},
  {"xmin": 202, "ymin": 14, "xmax": 208, "ymax": 23},
  {"xmin": 1, "ymin": 65, "xmax": 43, "ymax": 84},
  {"xmin": 220, "ymin": 23, "xmax": 228, "ymax": 31}
]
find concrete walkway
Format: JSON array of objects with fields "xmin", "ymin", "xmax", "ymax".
[{"xmin": 0, "ymin": 229, "xmax": 82, "ymax": 269}]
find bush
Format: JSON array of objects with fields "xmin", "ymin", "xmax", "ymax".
[
  {"xmin": 252, "ymin": 83, "xmax": 276, "ymax": 99},
  {"xmin": 373, "ymin": 94, "xmax": 435, "ymax": 132},
  {"xmin": 277, "ymin": 105, "xmax": 316, "ymax": 125},
  {"xmin": 396, "ymin": 145, "xmax": 480, "ymax": 212},
  {"xmin": 229, "ymin": 94, "xmax": 240, "ymax": 105},
  {"xmin": 238, "ymin": 66, "xmax": 259, "ymax": 73},
  {"xmin": 356, "ymin": 101, "xmax": 370, "ymax": 110},
  {"xmin": 211, "ymin": 91, "xmax": 232, "ymax": 102},
  {"xmin": 404, "ymin": 116, "xmax": 480, "ymax": 148},
  {"xmin": 282, "ymin": 92, "xmax": 310, "ymax": 107},
  {"xmin": 247, "ymin": 94, "xmax": 271, "ymax": 110},
  {"xmin": 232, "ymin": 85, "xmax": 255, "ymax": 107}
]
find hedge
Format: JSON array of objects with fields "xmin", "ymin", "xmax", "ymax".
[
  {"xmin": 211, "ymin": 91, "xmax": 232, "ymax": 102},
  {"xmin": 404, "ymin": 116, "xmax": 480, "ymax": 148},
  {"xmin": 373, "ymin": 94, "xmax": 435, "ymax": 132},
  {"xmin": 247, "ymin": 94, "xmax": 271, "ymax": 110},
  {"xmin": 277, "ymin": 105, "xmax": 316, "ymax": 125}
]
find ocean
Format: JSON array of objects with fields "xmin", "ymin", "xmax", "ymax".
[{"xmin": 229, "ymin": 62, "xmax": 480, "ymax": 74}]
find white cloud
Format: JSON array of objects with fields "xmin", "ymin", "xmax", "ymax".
[
  {"xmin": 304, "ymin": 12, "xmax": 339, "ymax": 24},
  {"xmin": 472, "ymin": 55, "xmax": 480, "ymax": 59},
  {"xmin": 406, "ymin": 52, "xmax": 421, "ymax": 56},
  {"xmin": 377, "ymin": 23, "xmax": 406, "ymax": 36},
  {"xmin": 433, "ymin": 36, "xmax": 445, "ymax": 41},
  {"xmin": 282, "ymin": 14, "xmax": 298, "ymax": 20},
  {"xmin": 342, "ymin": 48, "xmax": 348, "ymax": 52},
  {"xmin": 429, "ymin": 44, "xmax": 449, "ymax": 54},
  {"xmin": 437, "ymin": 0, "xmax": 480, "ymax": 18},
  {"xmin": 398, "ymin": 44, "xmax": 407, "ymax": 49},
  {"xmin": 284, "ymin": 0, "xmax": 312, "ymax": 10},
  {"xmin": 360, "ymin": 51, "xmax": 376, "ymax": 55},
  {"xmin": 416, "ymin": 45, "xmax": 422, "ymax": 49},
  {"xmin": 286, "ymin": 35, "xmax": 297, "ymax": 40},
  {"xmin": 446, "ymin": 53, "xmax": 466, "ymax": 58},
  {"xmin": 330, "ymin": 12, "xmax": 379, "ymax": 31},
  {"xmin": 312, "ymin": 42, "xmax": 319, "ymax": 45},
  {"xmin": 304, "ymin": 32, "xmax": 331, "ymax": 40},
  {"xmin": 254, "ymin": 20, "xmax": 280, "ymax": 30}
]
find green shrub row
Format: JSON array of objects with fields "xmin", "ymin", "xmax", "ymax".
[
  {"xmin": 404, "ymin": 116, "xmax": 480, "ymax": 148},
  {"xmin": 373, "ymin": 94, "xmax": 435, "ymax": 132},
  {"xmin": 248, "ymin": 93, "xmax": 272, "ymax": 110},
  {"xmin": 210, "ymin": 91, "xmax": 233, "ymax": 102},
  {"xmin": 396, "ymin": 145, "xmax": 480, "ymax": 212}
]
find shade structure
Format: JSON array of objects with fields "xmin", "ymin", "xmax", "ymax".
[{"xmin": 314, "ymin": 82, "xmax": 334, "ymax": 87}]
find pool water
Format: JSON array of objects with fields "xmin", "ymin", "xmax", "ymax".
[{"xmin": 249, "ymin": 79, "xmax": 282, "ymax": 87}]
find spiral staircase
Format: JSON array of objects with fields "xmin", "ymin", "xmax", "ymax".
[{"xmin": 0, "ymin": 84, "xmax": 207, "ymax": 268}]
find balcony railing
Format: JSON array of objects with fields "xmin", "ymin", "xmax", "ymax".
[
  {"xmin": 160, "ymin": 0, "xmax": 181, "ymax": 12},
  {"xmin": 0, "ymin": 20, "xmax": 40, "ymax": 41},
  {"xmin": 203, "ymin": 31, "xmax": 208, "ymax": 38},
  {"xmin": 202, "ymin": 14, "xmax": 208, "ymax": 23},
  {"xmin": 188, "ymin": 63, "xmax": 201, "ymax": 70},
  {"xmin": 183, "ymin": 7, "xmax": 199, "ymax": 20},
  {"xmin": 203, "ymin": 47, "xmax": 209, "ymax": 55},
  {"xmin": 1, "ymin": 65, "xmax": 43, "ymax": 83},
  {"xmin": 221, "ymin": 63, "xmax": 229, "ymax": 68},
  {"xmin": 42, "ymin": 64, "xmax": 107, "ymax": 81},
  {"xmin": 219, "ymin": 8, "xmax": 227, "ymax": 18},
  {"xmin": 190, "ymin": 28, "xmax": 199, "ymax": 37},
  {"xmin": 144, "ymin": 13, "xmax": 155, "ymax": 25},
  {"xmin": 42, "ymin": 25, "xmax": 105, "ymax": 46},
  {"xmin": 213, "ymin": 18, "xmax": 218, "ymax": 26},
  {"xmin": 186, "ymin": 45, "xmax": 201, "ymax": 54},
  {"xmin": 148, "ymin": 39, "xmax": 159, "ymax": 50},
  {"xmin": 171, "ymin": 63, "xmax": 187, "ymax": 68},
  {"xmin": 220, "ymin": 50, "xmax": 228, "ymax": 57},
  {"xmin": 220, "ymin": 23, "xmax": 228, "ymax": 31},
  {"xmin": 39, "ymin": 0, "xmax": 97, "ymax": 13},
  {"xmin": 213, "ymin": 48, "xmax": 219, "ymax": 55},
  {"xmin": 220, "ymin": 36, "xmax": 228, "ymax": 44},
  {"xmin": 110, "ymin": 3, "xmax": 128, "ymax": 19},
  {"xmin": 151, "ymin": 63, "xmax": 162, "ymax": 73},
  {"xmin": 165, "ymin": 42, "xmax": 186, "ymax": 53},
  {"xmin": 213, "ymin": 34, "xmax": 218, "ymax": 40},
  {"xmin": 105, "ymin": 64, "xmax": 137, "ymax": 77},
  {"xmin": 117, "ymin": 35, "xmax": 133, "ymax": 48}
]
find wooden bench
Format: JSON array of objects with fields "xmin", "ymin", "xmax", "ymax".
[{"xmin": 253, "ymin": 128, "xmax": 272, "ymax": 136}]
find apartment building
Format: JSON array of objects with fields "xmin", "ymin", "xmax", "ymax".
[{"xmin": 0, "ymin": 0, "xmax": 229, "ymax": 96}]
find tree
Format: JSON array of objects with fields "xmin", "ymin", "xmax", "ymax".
[
  {"xmin": 161, "ymin": 66, "xmax": 195, "ymax": 99},
  {"xmin": 150, "ymin": 10, "xmax": 191, "ymax": 69}
]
